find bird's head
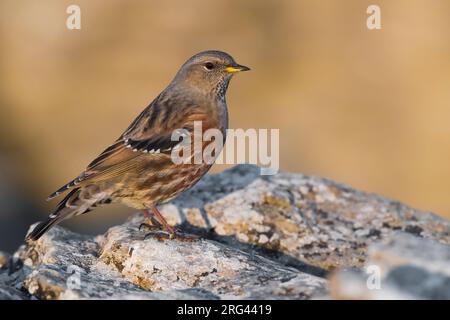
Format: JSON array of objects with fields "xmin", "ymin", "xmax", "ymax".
[{"xmin": 172, "ymin": 50, "xmax": 250, "ymax": 97}]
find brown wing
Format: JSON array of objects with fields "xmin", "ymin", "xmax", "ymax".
[{"xmin": 47, "ymin": 97, "xmax": 212, "ymax": 200}]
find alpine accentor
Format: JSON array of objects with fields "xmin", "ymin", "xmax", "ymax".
[{"xmin": 27, "ymin": 50, "xmax": 249, "ymax": 241}]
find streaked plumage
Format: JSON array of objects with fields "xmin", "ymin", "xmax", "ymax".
[{"xmin": 27, "ymin": 50, "xmax": 249, "ymax": 241}]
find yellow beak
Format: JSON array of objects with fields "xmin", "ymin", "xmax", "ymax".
[{"xmin": 225, "ymin": 64, "xmax": 251, "ymax": 73}]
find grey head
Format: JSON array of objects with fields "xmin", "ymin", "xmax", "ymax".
[{"xmin": 169, "ymin": 50, "xmax": 250, "ymax": 99}]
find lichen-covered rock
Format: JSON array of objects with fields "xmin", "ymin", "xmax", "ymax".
[
  {"xmin": 14, "ymin": 228, "xmax": 231, "ymax": 300},
  {"xmin": 159, "ymin": 165, "xmax": 450, "ymax": 271},
  {"xmin": 96, "ymin": 215, "xmax": 326, "ymax": 299},
  {"xmin": 1, "ymin": 165, "xmax": 449, "ymax": 300},
  {"xmin": 13, "ymin": 221, "xmax": 326, "ymax": 300}
]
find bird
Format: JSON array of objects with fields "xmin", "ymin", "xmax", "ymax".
[{"xmin": 26, "ymin": 50, "xmax": 250, "ymax": 241}]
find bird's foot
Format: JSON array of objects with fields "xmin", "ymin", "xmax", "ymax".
[
  {"xmin": 143, "ymin": 230, "xmax": 172, "ymax": 241},
  {"xmin": 144, "ymin": 229, "xmax": 199, "ymax": 242},
  {"xmin": 139, "ymin": 222, "xmax": 162, "ymax": 232},
  {"xmin": 139, "ymin": 222, "xmax": 180, "ymax": 233}
]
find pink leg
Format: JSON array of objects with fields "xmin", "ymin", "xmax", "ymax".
[{"xmin": 149, "ymin": 206, "xmax": 175, "ymax": 234}]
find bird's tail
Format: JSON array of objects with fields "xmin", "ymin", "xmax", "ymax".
[
  {"xmin": 26, "ymin": 215, "xmax": 62, "ymax": 242},
  {"xmin": 26, "ymin": 188, "xmax": 81, "ymax": 241},
  {"xmin": 26, "ymin": 187, "xmax": 109, "ymax": 241}
]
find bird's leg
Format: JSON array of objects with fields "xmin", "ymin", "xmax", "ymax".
[
  {"xmin": 139, "ymin": 209, "xmax": 164, "ymax": 231},
  {"xmin": 143, "ymin": 206, "xmax": 198, "ymax": 241},
  {"xmin": 150, "ymin": 206, "xmax": 175, "ymax": 234}
]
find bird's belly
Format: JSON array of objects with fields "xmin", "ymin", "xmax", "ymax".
[{"xmin": 112, "ymin": 162, "xmax": 212, "ymax": 209}]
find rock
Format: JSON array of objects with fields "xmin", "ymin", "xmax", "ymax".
[
  {"xmin": 13, "ymin": 221, "xmax": 326, "ymax": 300},
  {"xmin": 161, "ymin": 165, "xmax": 450, "ymax": 272},
  {"xmin": 13, "ymin": 229, "xmax": 221, "ymax": 300},
  {"xmin": 98, "ymin": 216, "xmax": 328, "ymax": 299},
  {"xmin": 368, "ymin": 232, "xmax": 450, "ymax": 277},
  {"xmin": 0, "ymin": 251, "xmax": 29, "ymax": 300},
  {"xmin": 1, "ymin": 165, "xmax": 449, "ymax": 299},
  {"xmin": 329, "ymin": 233, "xmax": 450, "ymax": 299},
  {"xmin": 0, "ymin": 284, "xmax": 28, "ymax": 300}
]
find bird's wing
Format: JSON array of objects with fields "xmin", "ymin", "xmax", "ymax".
[{"xmin": 47, "ymin": 99, "xmax": 209, "ymax": 200}]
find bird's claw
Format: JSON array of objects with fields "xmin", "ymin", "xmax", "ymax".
[
  {"xmin": 139, "ymin": 223, "xmax": 162, "ymax": 232},
  {"xmin": 139, "ymin": 216, "xmax": 198, "ymax": 241},
  {"xmin": 144, "ymin": 230, "xmax": 199, "ymax": 242},
  {"xmin": 144, "ymin": 230, "xmax": 172, "ymax": 241}
]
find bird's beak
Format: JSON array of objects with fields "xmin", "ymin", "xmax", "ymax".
[{"xmin": 225, "ymin": 63, "xmax": 251, "ymax": 73}]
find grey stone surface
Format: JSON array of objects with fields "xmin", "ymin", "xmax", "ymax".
[
  {"xmin": 329, "ymin": 233, "xmax": 450, "ymax": 299},
  {"xmin": 162, "ymin": 165, "xmax": 450, "ymax": 272},
  {"xmin": 0, "ymin": 251, "xmax": 29, "ymax": 300},
  {"xmin": 0, "ymin": 284, "xmax": 28, "ymax": 300},
  {"xmin": 14, "ymin": 229, "xmax": 222, "ymax": 300},
  {"xmin": 12, "ymin": 221, "xmax": 326, "ymax": 300},
  {"xmin": 1, "ymin": 165, "xmax": 449, "ymax": 300}
]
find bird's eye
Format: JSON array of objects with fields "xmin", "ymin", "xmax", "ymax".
[{"xmin": 204, "ymin": 62, "xmax": 214, "ymax": 70}]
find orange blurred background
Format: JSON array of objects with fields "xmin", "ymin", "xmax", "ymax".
[{"xmin": 1, "ymin": 0, "xmax": 449, "ymax": 251}]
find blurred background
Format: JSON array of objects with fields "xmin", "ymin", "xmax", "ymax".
[{"xmin": 1, "ymin": 0, "xmax": 449, "ymax": 252}]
